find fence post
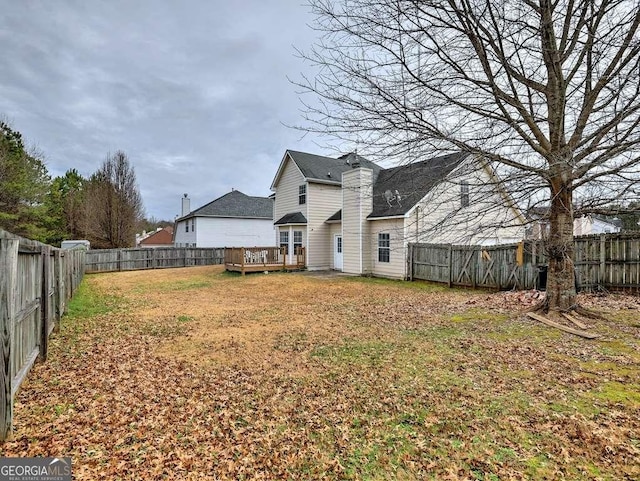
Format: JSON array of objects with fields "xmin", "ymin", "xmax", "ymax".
[
  {"xmin": 39, "ymin": 246, "xmax": 51, "ymax": 362},
  {"xmin": 447, "ymin": 244, "xmax": 453, "ymax": 288},
  {"xmin": 54, "ymin": 250, "xmax": 63, "ymax": 330},
  {"xmin": 0, "ymin": 237, "xmax": 19, "ymax": 441},
  {"xmin": 599, "ymin": 234, "xmax": 606, "ymax": 288}
]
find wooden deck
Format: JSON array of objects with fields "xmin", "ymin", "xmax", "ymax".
[{"xmin": 224, "ymin": 246, "xmax": 305, "ymax": 275}]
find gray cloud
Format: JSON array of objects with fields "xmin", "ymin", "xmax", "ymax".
[{"xmin": 0, "ymin": 0, "xmax": 323, "ymax": 220}]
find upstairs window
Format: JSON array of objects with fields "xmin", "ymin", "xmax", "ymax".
[
  {"xmin": 185, "ymin": 221, "xmax": 189, "ymax": 232},
  {"xmin": 460, "ymin": 181, "xmax": 470, "ymax": 208},
  {"xmin": 298, "ymin": 184, "xmax": 306, "ymax": 205},
  {"xmin": 378, "ymin": 233, "xmax": 390, "ymax": 263},
  {"xmin": 191, "ymin": 219, "xmax": 195, "ymax": 232}
]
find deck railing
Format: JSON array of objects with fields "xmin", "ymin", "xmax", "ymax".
[{"xmin": 224, "ymin": 246, "xmax": 305, "ymax": 274}]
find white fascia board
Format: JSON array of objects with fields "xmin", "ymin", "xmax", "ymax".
[
  {"xmin": 307, "ymin": 178, "xmax": 342, "ymax": 186},
  {"xmin": 270, "ymin": 151, "xmax": 306, "ymax": 191},
  {"xmin": 367, "ymin": 214, "xmax": 406, "ymax": 221}
]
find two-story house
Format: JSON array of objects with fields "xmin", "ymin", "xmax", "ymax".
[
  {"xmin": 174, "ymin": 190, "xmax": 273, "ymax": 248},
  {"xmin": 271, "ymin": 150, "xmax": 526, "ymax": 278}
]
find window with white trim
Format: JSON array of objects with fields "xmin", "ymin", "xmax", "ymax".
[
  {"xmin": 279, "ymin": 231, "xmax": 289, "ymax": 254},
  {"xmin": 298, "ymin": 184, "xmax": 306, "ymax": 205},
  {"xmin": 461, "ymin": 181, "xmax": 470, "ymax": 208},
  {"xmin": 185, "ymin": 221, "xmax": 189, "ymax": 232},
  {"xmin": 191, "ymin": 219, "xmax": 195, "ymax": 232},
  {"xmin": 294, "ymin": 230, "xmax": 303, "ymax": 253},
  {"xmin": 378, "ymin": 233, "xmax": 390, "ymax": 263}
]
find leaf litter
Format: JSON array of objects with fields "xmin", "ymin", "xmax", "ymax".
[{"xmin": 1, "ymin": 266, "xmax": 638, "ymax": 480}]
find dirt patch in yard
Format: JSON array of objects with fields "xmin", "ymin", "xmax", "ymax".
[
  {"xmin": 100, "ymin": 267, "xmax": 482, "ymax": 372},
  {"xmin": 2, "ymin": 265, "xmax": 639, "ymax": 480}
]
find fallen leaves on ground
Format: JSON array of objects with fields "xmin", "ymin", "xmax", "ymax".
[{"xmin": 1, "ymin": 266, "xmax": 638, "ymax": 480}]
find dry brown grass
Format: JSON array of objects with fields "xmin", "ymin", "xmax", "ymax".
[{"xmin": 2, "ymin": 266, "xmax": 639, "ymax": 480}]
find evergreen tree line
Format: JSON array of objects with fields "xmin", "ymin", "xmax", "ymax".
[{"xmin": 0, "ymin": 121, "xmax": 160, "ymax": 248}]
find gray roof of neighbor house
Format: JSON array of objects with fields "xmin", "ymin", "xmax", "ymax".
[
  {"xmin": 177, "ymin": 190, "xmax": 273, "ymax": 221},
  {"xmin": 278, "ymin": 150, "xmax": 383, "ymax": 186},
  {"xmin": 274, "ymin": 212, "xmax": 307, "ymax": 225},
  {"xmin": 368, "ymin": 152, "xmax": 470, "ymax": 218}
]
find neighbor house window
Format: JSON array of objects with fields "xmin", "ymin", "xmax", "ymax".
[
  {"xmin": 191, "ymin": 219, "xmax": 195, "ymax": 232},
  {"xmin": 279, "ymin": 231, "xmax": 289, "ymax": 254},
  {"xmin": 298, "ymin": 184, "xmax": 306, "ymax": 205},
  {"xmin": 461, "ymin": 181, "xmax": 470, "ymax": 208},
  {"xmin": 185, "ymin": 221, "xmax": 189, "ymax": 232},
  {"xmin": 294, "ymin": 230, "xmax": 303, "ymax": 253},
  {"xmin": 378, "ymin": 233, "xmax": 390, "ymax": 263}
]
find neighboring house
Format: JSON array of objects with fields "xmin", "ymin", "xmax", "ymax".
[
  {"xmin": 526, "ymin": 208, "xmax": 622, "ymax": 239},
  {"xmin": 173, "ymin": 190, "xmax": 273, "ymax": 248},
  {"xmin": 574, "ymin": 215, "xmax": 622, "ymax": 235},
  {"xmin": 271, "ymin": 150, "xmax": 525, "ymax": 279},
  {"xmin": 137, "ymin": 226, "xmax": 174, "ymax": 248}
]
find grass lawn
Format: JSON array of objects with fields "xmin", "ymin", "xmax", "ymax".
[{"xmin": 1, "ymin": 265, "xmax": 639, "ymax": 480}]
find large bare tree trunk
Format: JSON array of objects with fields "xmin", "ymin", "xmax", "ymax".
[{"xmin": 546, "ymin": 175, "xmax": 576, "ymax": 311}]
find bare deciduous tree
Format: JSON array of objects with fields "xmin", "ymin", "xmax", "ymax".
[
  {"xmin": 296, "ymin": 0, "xmax": 640, "ymax": 313},
  {"xmin": 84, "ymin": 151, "xmax": 143, "ymax": 248}
]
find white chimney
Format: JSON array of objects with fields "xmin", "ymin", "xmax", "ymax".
[{"xmin": 181, "ymin": 194, "xmax": 190, "ymax": 216}]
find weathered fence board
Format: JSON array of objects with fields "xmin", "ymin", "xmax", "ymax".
[
  {"xmin": 0, "ymin": 229, "xmax": 85, "ymax": 441},
  {"xmin": 410, "ymin": 232, "xmax": 640, "ymax": 292},
  {"xmin": 85, "ymin": 247, "xmax": 225, "ymax": 273}
]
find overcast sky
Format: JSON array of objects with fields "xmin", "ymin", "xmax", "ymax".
[{"xmin": 0, "ymin": 0, "xmax": 332, "ymax": 221}]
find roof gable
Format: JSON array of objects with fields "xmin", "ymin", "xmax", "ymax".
[
  {"xmin": 368, "ymin": 152, "xmax": 470, "ymax": 218},
  {"xmin": 271, "ymin": 150, "xmax": 383, "ymax": 189},
  {"xmin": 179, "ymin": 190, "xmax": 273, "ymax": 220}
]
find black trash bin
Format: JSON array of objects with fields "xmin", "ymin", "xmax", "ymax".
[{"xmin": 536, "ymin": 265, "xmax": 547, "ymax": 291}]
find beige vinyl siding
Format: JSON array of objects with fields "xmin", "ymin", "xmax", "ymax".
[
  {"xmin": 342, "ymin": 168, "xmax": 373, "ymax": 275},
  {"xmin": 408, "ymin": 162, "xmax": 525, "ymax": 245},
  {"xmin": 306, "ymin": 183, "xmax": 342, "ymax": 269},
  {"xmin": 273, "ymin": 155, "xmax": 307, "ymax": 223},
  {"xmin": 370, "ymin": 218, "xmax": 407, "ymax": 279},
  {"xmin": 328, "ymin": 223, "xmax": 342, "ymax": 269}
]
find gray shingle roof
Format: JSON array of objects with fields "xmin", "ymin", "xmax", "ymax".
[
  {"xmin": 179, "ymin": 190, "xmax": 273, "ymax": 220},
  {"xmin": 286, "ymin": 150, "xmax": 382, "ymax": 184},
  {"xmin": 274, "ymin": 212, "xmax": 307, "ymax": 225},
  {"xmin": 368, "ymin": 153, "xmax": 470, "ymax": 218},
  {"xmin": 326, "ymin": 210, "xmax": 342, "ymax": 222}
]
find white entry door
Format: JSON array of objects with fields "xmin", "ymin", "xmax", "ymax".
[{"xmin": 334, "ymin": 235, "xmax": 343, "ymax": 271}]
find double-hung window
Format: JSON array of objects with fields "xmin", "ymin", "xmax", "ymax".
[
  {"xmin": 279, "ymin": 231, "xmax": 289, "ymax": 254},
  {"xmin": 378, "ymin": 233, "xmax": 390, "ymax": 263},
  {"xmin": 460, "ymin": 181, "xmax": 470, "ymax": 208},
  {"xmin": 293, "ymin": 230, "xmax": 303, "ymax": 253},
  {"xmin": 298, "ymin": 184, "xmax": 306, "ymax": 205}
]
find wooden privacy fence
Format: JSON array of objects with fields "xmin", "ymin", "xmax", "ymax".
[
  {"xmin": 85, "ymin": 247, "xmax": 224, "ymax": 273},
  {"xmin": 409, "ymin": 232, "xmax": 640, "ymax": 292},
  {"xmin": 0, "ymin": 229, "xmax": 85, "ymax": 441}
]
